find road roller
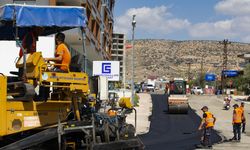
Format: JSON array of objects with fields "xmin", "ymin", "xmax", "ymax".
[{"xmin": 168, "ymin": 78, "xmax": 189, "ymax": 114}]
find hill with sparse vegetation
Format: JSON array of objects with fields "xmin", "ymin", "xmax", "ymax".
[{"xmin": 125, "ymin": 39, "xmax": 250, "ymax": 82}]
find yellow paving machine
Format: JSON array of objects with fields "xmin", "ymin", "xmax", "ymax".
[{"xmin": 0, "ymin": 4, "xmax": 142, "ymax": 150}]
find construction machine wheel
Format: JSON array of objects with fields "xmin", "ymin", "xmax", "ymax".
[
  {"xmin": 168, "ymin": 104, "xmax": 188, "ymax": 114},
  {"xmin": 119, "ymin": 124, "xmax": 136, "ymax": 139}
]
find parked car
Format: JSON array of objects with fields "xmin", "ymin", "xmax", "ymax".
[
  {"xmin": 134, "ymin": 84, "xmax": 141, "ymax": 93},
  {"xmin": 146, "ymin": 84, "xmax": 155, "ymax": 92},
  {"xmin": 191, "ymin": 86, "xmax": 203, "ymax": 95}
]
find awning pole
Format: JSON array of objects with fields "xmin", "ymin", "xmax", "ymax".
[
  {"xmin": 81, "ymin": 27, "xmax": 87, "ymax": 73},
  {"xmin": 13, "ymin": 6, "xmax": 27, "ymax": 81}
]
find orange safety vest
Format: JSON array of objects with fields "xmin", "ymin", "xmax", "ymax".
[
  {"xmin": 19, "ymin": 32, "xmax": 36, "ymax": 57},
  {"xmin": 239, "ymin": 106, "xmax": 244, "ymax": 113},
  {"xmin": 233, "ymin": 108, "xmax": 243, "ymax": 123},
  {"xmin": 55, "ymin": 43, "xmax": 71, "ymax": 71},
  {"xmin": 204, "ymin": 111, "xmax": 214, "ymax": 128}
]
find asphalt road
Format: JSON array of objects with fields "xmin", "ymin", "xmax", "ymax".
[{"xmin": 139, "ymin": 94, "xmax": 222, "ymax": 150}]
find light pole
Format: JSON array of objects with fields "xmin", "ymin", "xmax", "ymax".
[{"xmin": 131, "ymin": 15, "xmax": 136, "ymax": 106}]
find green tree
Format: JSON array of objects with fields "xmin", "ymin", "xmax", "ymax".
[{"xmin": 231, "ymin": 64, "xmax": 250, "ymax": 94}]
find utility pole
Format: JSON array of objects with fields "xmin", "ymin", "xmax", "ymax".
[
  {"xmin": 131, "ymin": 15, "xmax": 136, "ymax": 106},
  {"xmin": 186, "ymin": 62, "xmax": 191, "ymax": 82},
  {"xmin": 123, "ymin": 39, "xmax": 126, "ymax": 97},
  {"xmin": 200, "ymin": 54, "xmax": 205, "ymax": 87},
  {"xmin": 219, "ymin": 39, "xmax": 231, "ymax": 94}
]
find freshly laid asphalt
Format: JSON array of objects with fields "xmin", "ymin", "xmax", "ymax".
[{"xmin": 139, "ymin": 94, "xmax": 222, "ymax": 150}]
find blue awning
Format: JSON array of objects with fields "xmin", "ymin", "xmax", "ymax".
[
  {"xmin": 0, "ymin": 4, "xmax": 87, "ymax": 40},
  {"xmin": 0, "ymin": 4, "xmax": 86, "ymax": 27}
]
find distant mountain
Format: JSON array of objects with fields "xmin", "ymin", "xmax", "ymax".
[{"xmin": 124, "ymin": 39, "xmax": 250, "ymax": 82}]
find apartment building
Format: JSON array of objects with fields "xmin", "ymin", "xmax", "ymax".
[
  {"xmin": 0, "ymin": 0, "xmax": 115, "ymax": 76},
  {"xmin": 111, "ymin": 33, "xmax": 126, "ymax": 81}
]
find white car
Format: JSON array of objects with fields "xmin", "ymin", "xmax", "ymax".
[
  {"xmin": 146, "ymin": 84, "xmax": 155, "ymax": 92},
  {"xmin": 191, "ymin": 86, "xmax": 203, "ymax": 95}
]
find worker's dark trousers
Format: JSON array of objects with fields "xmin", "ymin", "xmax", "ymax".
[
  {"xmin": 233, "ymin": 123, "xmax": 241, "ymax": 140},
  {"xmin": 242, "ymin": 121, "xmax": 246, "ymax": 133},
  {"xmin": 203, "ymin": 127, "xmax": 212, "ymax": 146}
]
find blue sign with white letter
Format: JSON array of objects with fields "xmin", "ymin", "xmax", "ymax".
[
  {"xmin": 205, "ymin": 74, "xmax": 216, "ymax": 81},
  {"xmin": 222, "ymin": 70, "xmax": 238, "ymax": 77},
  {"xmin": 102, "ymin": 63, "xmax": 111, "ymax": 74}
]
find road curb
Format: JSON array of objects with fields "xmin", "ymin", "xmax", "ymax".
[{"xmin": 234, "ymin": 99, "xmax": 250, "ymax": 104}]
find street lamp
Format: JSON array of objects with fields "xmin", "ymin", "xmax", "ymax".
[{"xmin": 131, "ymin": 15, "xmax": 136, "ymax": 106}]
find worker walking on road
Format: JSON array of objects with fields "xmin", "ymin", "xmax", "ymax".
[
  {"xmin": 239, "ymin": 102, "xmax": 246, "ymax": 133},
  {"xmin": 198, "ymin": 106, "xmax": 216, "ymax": 148},
  {"xmin": 231, "ymin": 104, "xmax": 245, "ymax": 141}
]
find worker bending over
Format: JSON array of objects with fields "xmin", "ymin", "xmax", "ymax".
[
  {"xmin": 45, "ymin": 32, "xmax": 71, "ymax": 72},
  {"xmin": 232, "ymin": 104, "xmax": 245, "ymax": 141},
  {"xmin": 198, "ymin": 106, "xmax": 216, "ymax": 148}
]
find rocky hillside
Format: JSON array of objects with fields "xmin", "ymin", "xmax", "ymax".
[{"xmin": 125, "ymin": 40, "xmax": 250, "ymax": 82}]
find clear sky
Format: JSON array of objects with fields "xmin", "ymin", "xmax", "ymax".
[{"xmin": 114, "ymin": 0, "xmax": 250, "ymax": 43}]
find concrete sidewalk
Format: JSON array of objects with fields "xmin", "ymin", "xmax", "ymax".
[{"xmin": 126, "ymin": 93, "xmax": 152, "ymax": 135}]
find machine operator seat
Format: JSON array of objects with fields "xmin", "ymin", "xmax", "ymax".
[{"xmin": 69, "ymin": 55, "xmax": 82, "ymax": 72}]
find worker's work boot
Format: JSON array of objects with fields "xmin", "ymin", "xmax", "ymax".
[
  {"xmin": 203, "ymin": 146, "xmax": 212, "ymax": 149},
  {"xmin": 230, "ymin": 137, "xmax": 237, "ymax": 141},
  {"xmin": 196, "ymin": 144, "xmax": 212, "ymax": 149},
  {"xmin": 195, "ymin": 144, "xmax": 204, "ymax": 148}
]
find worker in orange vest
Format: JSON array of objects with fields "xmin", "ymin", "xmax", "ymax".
[
  {"xmin": 231, "ymin": 104, "xmax": 245, "ymax": 141},
  {"xmin": 198, "ymin": 106, "xmax": 216, "ymax": 148},
  {"xmin": 239, "ymin": 102, "xmax": 246, "ymax": 133},
  {"xmin": 44, "ymin": 32, "xmax": 71, "ymax": 72}
]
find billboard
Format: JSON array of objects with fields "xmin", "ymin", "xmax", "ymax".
[{"xmin": 93, "ymin": 61, "xmax": 120, "ymax": 81}]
